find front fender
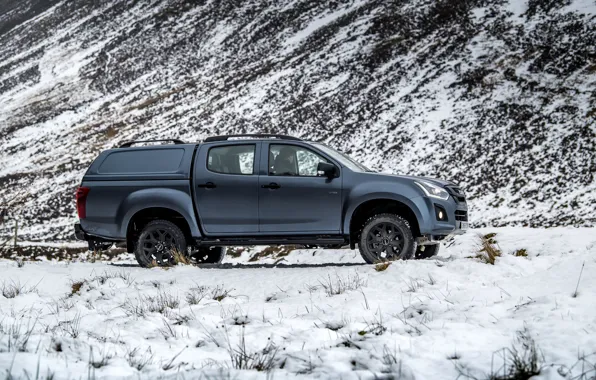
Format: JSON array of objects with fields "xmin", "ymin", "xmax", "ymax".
[
  {"xmin": 118, "ymin": 188, "xmax": 201, "ymax": 238},
  {"xmin": 343, "ymin": 191, "xmax": 428, "ymax": 233}
]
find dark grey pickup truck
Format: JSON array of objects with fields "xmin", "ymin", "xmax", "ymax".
[{"xmin": 75, "ymin": 134, "xmax": 468, "ymax": 267}]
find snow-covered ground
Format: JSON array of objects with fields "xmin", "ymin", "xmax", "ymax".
[{"xmin": 1, "ymin": 227, "xmax": 595, "ymax": 379}]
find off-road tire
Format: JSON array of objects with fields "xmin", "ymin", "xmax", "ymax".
[
  {"xmin": 134, "ymin": 220, "xmax": 187, "ymax": 268},
  {"xmin": 358, "ymin": 213, "xmax": 415, "ymax": 264},
  {"xmin": 193, "ymin": 246, "xmax": 225, "ymax": 264},
  {"xmin": 415, "ymin": 243, "xmax": 440, "ymax": 259}
]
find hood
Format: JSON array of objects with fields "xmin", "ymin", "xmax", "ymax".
[
  {"xmin": 388, "ymin": 174, "xmax": 454, "ymax": 187},
  {"xmin": 360, "ymin": 172, "xmax": 455, "ymax": 188}
]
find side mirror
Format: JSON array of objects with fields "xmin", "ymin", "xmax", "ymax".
[{"xmin": 317, "ymin": 162, "xmax": 338, "ymax": 179}]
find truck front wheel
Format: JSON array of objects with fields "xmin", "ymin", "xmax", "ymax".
[
  {"xmin": 135, "ymin": 220, "xmax": 187, "ymax": 267},
  {"xmin": 358, "ymin": 213, "xmax": 415, "ymax": 264}
]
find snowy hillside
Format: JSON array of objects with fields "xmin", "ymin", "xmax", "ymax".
[
  {"xmin": 1, "ymin": 228, "xmax": 595, "ymax": 379},
  {"xmin": 0, "ymin": 0, "xmax": 595, "ymax": 241}
]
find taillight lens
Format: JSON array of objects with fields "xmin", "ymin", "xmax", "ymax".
[{"xmin": 76, "ymin": 187, "xmax": 90, "ymax": 219}]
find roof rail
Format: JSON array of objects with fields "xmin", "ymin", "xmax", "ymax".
[
  {"xmin": 204, "ymin": 134, "xmax": 302, "ymax": 142},
  {"xmin": 119, "ymin": 139, "xmax": 186, "ymax": 148}
]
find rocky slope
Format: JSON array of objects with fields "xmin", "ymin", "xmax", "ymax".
[{"xmin": 0, "ymin": 0, "xmax": 595, "ymax": 241}]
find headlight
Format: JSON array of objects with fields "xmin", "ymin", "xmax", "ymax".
[{"xmin": 415, "ymin": 180, "xmax": 450, "ymax": 200}]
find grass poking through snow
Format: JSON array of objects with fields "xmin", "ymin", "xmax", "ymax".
[
  {"xmin": 186, "ymin": 284, "xmax": 209, "ymax": 305},
  {"xmin": 211, "ymin": 285, "xmax": 234, "ymax": 302},
  {"xmin": 1, "ymin": 279, "xmax": 39, "ymax": 298},
  {"xmin": 122, "ymin": 290, "xmax": 180, "ymax": 318},
  {"xmin": 228, "ymin": 327, "xmax": 282, "ymax": 371},
  {"xmin": 318, "ymin": 273, "xmax": 367, "ymax": 296},
  {"xmin": 455, "ymin": 328, "xmax": 543, "ymax": 380}
]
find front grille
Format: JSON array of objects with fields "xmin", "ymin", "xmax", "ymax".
[
  {"xmin": 455, "ymin": 210, "xmax": 468, "ymax": 221},
  {"xmin": 445, "ymin": 186, "xmax": 467, "ymax": 204}
]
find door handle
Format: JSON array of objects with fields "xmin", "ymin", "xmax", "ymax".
[
  {"xmin": 261, "ymin": 182, "xmax": 281, "ymax": 189},
  {"xmin": 198, "ymin": 182, "xmax": 216, "ymax": 189}
]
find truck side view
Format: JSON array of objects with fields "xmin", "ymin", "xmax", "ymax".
[{"xmin": 74, "ymin": 134, "xmax": 468, "ymax": 267}]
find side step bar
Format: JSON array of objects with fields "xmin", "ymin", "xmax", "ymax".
[{"xmin": 197, "ymin": 236, "xmax": 346, "ymax": 247}]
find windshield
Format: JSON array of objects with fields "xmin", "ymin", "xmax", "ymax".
[{"xmin": 312, "ymin": 143, "xmax": 371, "ymax": 172}]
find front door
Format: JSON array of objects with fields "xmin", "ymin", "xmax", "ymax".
[
  {"xmin": 258, "ymin": 143, "xmax": 342, "ymax": 233},
  {"xmin": 194, "ymin": 142, "xmax": 260, "ymax": 234}
]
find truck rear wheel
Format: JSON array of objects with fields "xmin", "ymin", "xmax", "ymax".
[
  {"xmin": 193, "ymin": 247, "xmax": 225, "ymax": 264},
  {"xmin": 358, "ymin": 213, "xmax": 415, "ymax": 264},
  {"xmin": 135, "ymin": 220, "xmax": 187, "ymax": 267}
]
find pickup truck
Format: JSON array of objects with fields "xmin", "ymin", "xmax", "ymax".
[{"xmin": 74, "ymin": 134, "xmax": 468, "ymax": 267}]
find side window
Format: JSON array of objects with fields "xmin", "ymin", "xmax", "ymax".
[
  {"xmin": 269, "ymin": 144, "xmax": 329, "ymax": 176},
  {"xmin": 98, "ymin": 149, "xmax": 185, "ymax": 174},
  {"xmin": 208, "ymin": 145, "xmax": 255, "ymax": 175}
]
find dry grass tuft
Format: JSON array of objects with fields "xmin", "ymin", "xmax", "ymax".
[
  {"xmin": 483, "ymin": 232, "xmax": 497, "ymax": 243},
  {"xmin": 227, "ymin": 247, "xmax": 245, "ymax": 258},
  {"xmin": 248, "ymin": 245, "xmax": 298, "ymax": 262},
  {"xmin": 105, "ymin": 126, "xmax": 118, "ymax": 138},
  {"xmin": 513, "ymin": 249, "xmax": 528, "ymax": 257},
  {"xmin": 374, "ymin": 261, "xmax": 391, "ymax": 272},
  {"xmin": 212, "ymin": 285, "xmax": 234, "ymax": 302},
  {"xmin": 171, "ymin": 249, "xmax": 190, "ymax": 265},
  {"xmin": 71, "ymin": 280, "xmax": 86, "ymax": 295},
  {"xmin": 468, "ymin": 233, "xmax": 502, "ymax": 265}
]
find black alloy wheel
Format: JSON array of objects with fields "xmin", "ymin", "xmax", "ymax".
[
  {"xmin": 358, "ymin": 214, "xmax": 414, "ymax": 264},
  {"xmin": 135, "ymin": 220, "xmax": 187, "ymax": 267}
]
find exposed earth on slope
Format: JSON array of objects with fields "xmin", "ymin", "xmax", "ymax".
[{"xmin": 0, "ymin": 0, "xmax": 595, "ymax": 241}]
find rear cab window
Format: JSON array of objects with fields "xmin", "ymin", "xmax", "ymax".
[
  {"xmin": 84, "ymin": 145, "xmax": 196, "ymax": 180},
  {"xmin": 98, "ymin": 149, "xmax": 185, "ymax": 174}
]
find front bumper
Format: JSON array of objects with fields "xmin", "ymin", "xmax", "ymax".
[{"xmin": 415, "ymin": 189, "xmax": 469, "ymax": 237}]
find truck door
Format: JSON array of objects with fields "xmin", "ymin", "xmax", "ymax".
[
  {"xmin": 193, "ymin": 142, "xmax": 260, "ymax": 234},
  {"xmin": 258, "ymin": 142, "xmax": 342, "ymax": 233}
]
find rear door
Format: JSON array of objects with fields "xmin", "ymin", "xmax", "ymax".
[
  {"xmin": 258, "ymin": 142, "xmax": 342, "ymax": 233},
  {"xmin": 193, "ymin": 142, "xmax": 261, "ymax": 234}
]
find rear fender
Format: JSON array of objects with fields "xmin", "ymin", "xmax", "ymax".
[{"xmin": 118, "ymin": 188, "xmax": 201, "ymax": 238}]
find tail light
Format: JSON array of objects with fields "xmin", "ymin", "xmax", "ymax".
[{"xmin": 76, "ymin": 187, "xmax": 90, "ymax": 219}]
